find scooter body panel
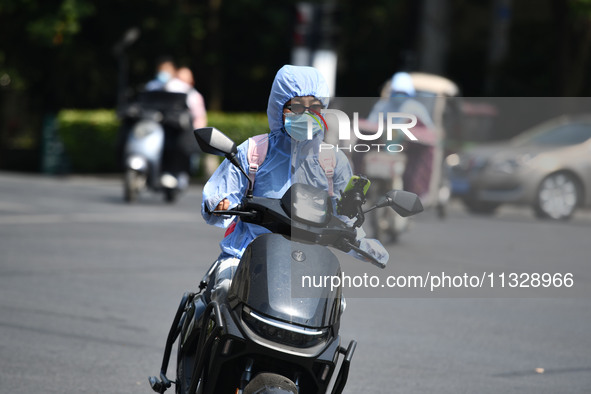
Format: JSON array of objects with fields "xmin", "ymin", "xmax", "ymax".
[
  {"xmin": 229, "ymin": 233, "xmax": 343, "ymax": 329},
  {"xmin": 176, "ymin": 234, "xmax": 348, "ymax": 393},
  {"xmin": 124, "ymin": 120, "xmax": 164, "ymax": 189},
  {"xmin": 194, "ymin": 301, "xmax": 344, "ymax": 394}
]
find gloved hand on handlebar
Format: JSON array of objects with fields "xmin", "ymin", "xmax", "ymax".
[
  {"xmin": 356, "ymin": 237, "xmax": 389, "ymax": 267},
  {"xmin": 346, "ymin": 237, "xmax": 389, "ymax": 268},
  {"xmin": 342, "ymin": 225, "xmax": 389, "ymax": 268}
]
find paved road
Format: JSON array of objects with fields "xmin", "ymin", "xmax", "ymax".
[{"xmin": 1, "ymin": 172, "xmax": 590, "ymax": 393}]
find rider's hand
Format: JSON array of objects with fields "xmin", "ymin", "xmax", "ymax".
[{"xmin": 214, "ymin": 198, "xmax": 230, "ymax": 212}]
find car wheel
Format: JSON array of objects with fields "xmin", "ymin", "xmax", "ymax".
[
  {"xmin": 463, "ymin": 199, "xmax": 500, "ymax": 215},
  {"xmin": 534, "ymin": 172, "xmax": 579, "ymax": 220}
]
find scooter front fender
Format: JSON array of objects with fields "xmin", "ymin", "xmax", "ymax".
[
  {"xmin": 125, "ymin": 120, "xmax": 165, "ymax": 188},
  {"xmin": 125, "ymin": 120, "xmax": 164, "ymax": 164}
]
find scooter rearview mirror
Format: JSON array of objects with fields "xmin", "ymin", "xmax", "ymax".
[
  {"xmin": 194, "ymin": 127, "xmax": 254, "ymax": 197},
  {"xmin": 194, "ymin": 127, "xmax": 238, "ymax": 159},
  {"xmin": 376, "ymin": 190, "xmax": 424, "ymax": 217}
]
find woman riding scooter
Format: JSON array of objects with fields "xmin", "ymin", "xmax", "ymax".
[{"xmin": 150, "ymin": 65, "xmax": 420, "ymax": 394}]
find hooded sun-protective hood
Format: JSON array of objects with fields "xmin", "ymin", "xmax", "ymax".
[
  {"xmin": 202, "ymin": 64, "xmax": 389, "ymax": 265},
  {"xmin": 267, "ymin": 65, "xmax": 330, "ymax": 133},
  {"xmin": 391, "ymin": 71, "xmax": 415, "ymax": 97}
]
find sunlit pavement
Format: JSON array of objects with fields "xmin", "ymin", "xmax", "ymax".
[{"xmin": 1, "ymin": 172, "xmax": 590, "ymax": 393}]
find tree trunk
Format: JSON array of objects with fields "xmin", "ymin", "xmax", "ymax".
[{"xmin": 207, "ymin": 0, "xmax": 223, "ymax": 111}]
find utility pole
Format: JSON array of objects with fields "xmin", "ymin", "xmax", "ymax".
[
  {"xmin": 113, "ymin": 27, "xmax": 140, "ymax": 112},
  {"xmin": 486, "ymin": 0, "xmax": 512, "ymax": 94},
  {"xmin": 291, "ymin": 2, "xmax": 339, "ymax": 96},
  {"xmin": 418, "ymin": 0, "xmax": 449, "ymax": 75}
]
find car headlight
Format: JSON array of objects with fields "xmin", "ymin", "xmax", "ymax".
[
  {"xmin": 242, "ymin": 307, "xmax": 329, "ymax": 349},
  {"xmin": 490, "ymin": 154, "xmax": 535, "ymax": 174},
  {"xmin": 490, "ymin": 158, "xmax": 521, "ymax": 173}
]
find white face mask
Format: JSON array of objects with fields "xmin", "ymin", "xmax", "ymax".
[{"xmin": 283, "ymin": 113, "xmax": 325, "ymax": 141}]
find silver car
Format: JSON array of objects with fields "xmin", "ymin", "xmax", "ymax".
[{"xmin": 448, "ymin": 115, "xmax": 591, "ymax": 220}]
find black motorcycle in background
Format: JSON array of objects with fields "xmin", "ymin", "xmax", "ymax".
[{"xmin": 149, "ymin": 127, "xmax": 423, "ymax": 394}]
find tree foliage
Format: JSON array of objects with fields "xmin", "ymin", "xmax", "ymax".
[
  {"xmin": 1, "ymin": 0, "xmax": 590, "ymax": 160},
  {"xmin": 0, "ymin": 0, "xmax": 299, "ymax": 111}
]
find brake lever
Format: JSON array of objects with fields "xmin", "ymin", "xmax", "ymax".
[{"xmin": 345, "ymin": 241, "xmax": 386, "ymax": 269}]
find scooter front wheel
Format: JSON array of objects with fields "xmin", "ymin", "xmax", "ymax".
[
  {"xmin": 124, "ymin": 169, "xmax": 141, "ymax": 203},
  {"xmin": 242, "ymin": 373, "xmax": 298, "ymax": 394},
  {"xmin": 164, "ymin": 188, "xmax": 178, "ymax": 203}
]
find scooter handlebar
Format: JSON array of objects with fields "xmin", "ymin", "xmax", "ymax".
[
  {"xmin": 213, "ymin": 210, "xmax": 257, "ymax": 219},
  {"xmin": 345, "ymin": 240, "xmax": 387, "ymax": 269}
]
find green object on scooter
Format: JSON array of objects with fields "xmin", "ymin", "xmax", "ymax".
[{"xmin": 343, "ymin": 175, "xmax": 371, "ymax": 196}]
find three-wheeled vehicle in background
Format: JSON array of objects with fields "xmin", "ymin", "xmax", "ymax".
[{"xmin": 358, "ymin": 72, "xmax": 460, "ymax": 242}]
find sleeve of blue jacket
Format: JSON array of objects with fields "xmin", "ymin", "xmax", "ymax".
[{"xmin": 200, "ymin": 141, "xmax": 249, "ymax": 228}]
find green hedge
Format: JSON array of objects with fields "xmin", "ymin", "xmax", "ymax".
[
  {"xmin": 56, "ymin": 109, "xmax": 269, "ymax": 173},
  {"xmin": 206, "ymin": 112, "xmax": 269, "ymax": 145},
  {"xmin": 57, "ymin": 109, "xmax": 120, "ymax": 173}
]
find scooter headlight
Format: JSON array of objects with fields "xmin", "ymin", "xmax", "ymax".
[
  {"xmin": 242, "ymin": 307, "xmax": 329, "ymax": 349},
  {"xmin": 132, "ymin": 120, "xmax": 156, "ymax": 138},
  {"xmin": 283, "ymin": 183, "xmax": 330, "ymax": 225}
]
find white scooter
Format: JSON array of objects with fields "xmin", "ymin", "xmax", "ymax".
[{"xmin": 122, "ymin": 91, "xmax": 196, "ymax": 203}]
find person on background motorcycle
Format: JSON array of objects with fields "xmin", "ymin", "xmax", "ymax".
[
  {"xmin": 165, "ymin": 66, "xmax": 208, "ymax": 130},
  {"xmin": 145, "ymin": 56, "xmax": 177, "ymax": 91},
  {"xmin": 116, "ymin": 57, "xmax": 187, "ymax": 172},
  {"xmin": 201, "ymin": 64, "xmax": 388, "ymax": 304},
  {"xmin": 162, "ymin": 66, "xmax": 207, "ymax": 185},
  {"xmin": 365, "ymin": 71, "xmax": 437, "ymax": 201}
]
